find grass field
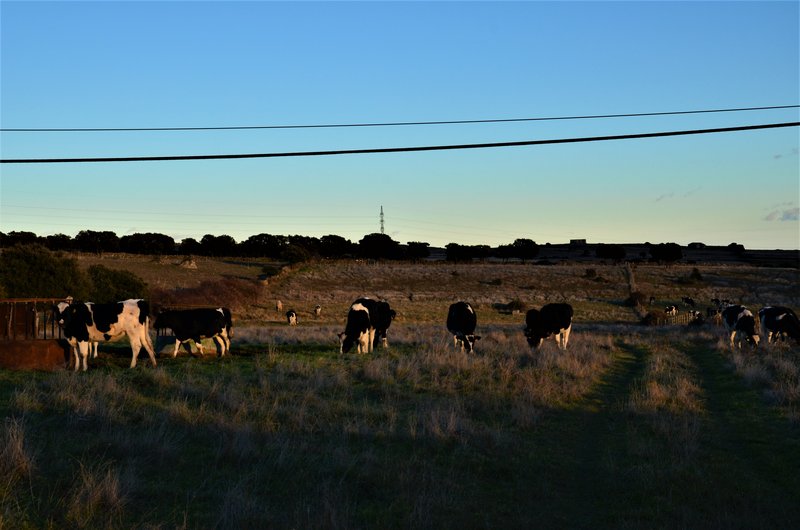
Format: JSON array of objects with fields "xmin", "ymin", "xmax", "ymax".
[{"xmin": 1, "ymin": 259, "xmax": 799, "ymax": 528}]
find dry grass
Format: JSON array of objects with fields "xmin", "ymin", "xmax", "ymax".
[{"xmin": 1, "ymin": 259, "xmax": 798, "ymax": 528}]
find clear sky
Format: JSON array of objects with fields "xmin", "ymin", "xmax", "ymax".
[{"xmin": 1, "ymin": 1, "xmax": 798, "ymax": 250}]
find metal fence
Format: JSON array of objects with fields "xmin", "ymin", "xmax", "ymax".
[{"xmin": 0, "ymin": 298, "xmax": 68, "ymax": 341}]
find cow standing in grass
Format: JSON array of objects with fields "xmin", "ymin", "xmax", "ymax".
[
  {"xmin": 154, "ymin": 307, "xmax": 232, "ymax": 357},
  {"xmin": 758, "ymin": 306, "xmax": 800, "ymax": 345},
  {"xmin": 722, "ymin": 305, "xmax": 760, "ymax": 348},
  {"xmin": 338, "ymin": 297, "xmax": 395, "ymax": 353},
  {"xmin": 447, "ymin": 301, "xmax": 480, "ymax": 353},
  {"xmin": 524, "ymin": 303, "xmax": 573, "ymax": 350},
  {"xmin": 55, "ymin": 299, "xmax": 156, "ymax": 371},
  {"xmin": 286, "ymin": 310, "xmax": 298, "ymax": 326}
]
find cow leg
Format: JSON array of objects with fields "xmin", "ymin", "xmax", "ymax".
[
  {"xmin": 453, "ymin": 335, "xmax": 459, "ymax": 349},
  {"xmin": 561, "ymin": 325, "xmax": 572, "ymax": 350},
  {"xmin": 71, "ymin": 343, "xmax": 80, "ymax": 372},
  {"xmin": 173, "ymin": 339, "xmax": 181, "ymax": 358},
  {"xmin": 213, "ymin": 336, "xmax": 225, "ymax": 357},
  {"xmin": 195, "ymin": 340, "xmax": 205, "ymax": 356},
  {"xmin": 358, "ymin": 332, "xmax": 369, "ymax": 354},
  {"xmin": 129, "ymin": 336, "xmax": 141, "ymax": 368},
  {"xmin": 77, "ymin": 341, "xmax": 90, "ymax": 372},
  {"xmin": 91, "ymin": 342, "xmax": 98, "ymax": 359},
  {"xmin": 139, "ymin": 329, "xmax": 157, "ymax": 367},
  {"xmin": 728, "ymin": 330, "xmax": 737, "ymax": 348},
  {"xmin": 368, "ymin": 328, "xmax": 376, "ymax": 353}
]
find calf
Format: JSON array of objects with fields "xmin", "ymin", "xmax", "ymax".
[
  {"xmin": 758, "ymin": 306, "xmax": 800, "ymax": 344},
  {"xmin": 154, "ymin": 307, "xmax": 232, "ymax": 357},
  {"xmin": 722, "ymin": 305, "xmax": 760, "ymax": 348},
  {"xmin": 665, "ymin": 305, "xmax": 678, "ymax": 316},
  {"xmin": 446, "ymin": 301, "xmax": 480, "ymax": 353},
  {"xmin": 55, "ymin": 299, "xmax": 156, "ymax": 371},
  {"xmin": 524, "ymin": 303, "xmax": 573, "ymax": 350},
  {"xmin": 286, "ymin": 310, "xmax": 298, "ymax": 326}
]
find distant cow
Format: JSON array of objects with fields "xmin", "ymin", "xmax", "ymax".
[
  {"xmin": 665, "ymin": 305, "xmax": 678, "ymax": 316},
  {"xmin": 758, "ymin": 306, "xmax": 800, "ymax": 344},
  {"xmin": 286, "ymin": 310, "xmax": 298, "ymax": 326},
  {"xmin": 446, "ymin": 301, "xmax": 480, "ymax": 353},
  {"xmin": 314, "ymin": 305, "xmax": 322, "ymax": 319},
  {"xmin": 54, "ymin": 299, "xmax": 156, "ymax": 371},
  {"xmin": 722, "ymin": 305, "xmax": 760, "ymax": 348},
  {"xmin": 154, "ymin": 307, "xmax": 232, "ymax": 357},
  {"xmin": 276, "ymin": 300, "xmax": 283, "ymax": 312},
  {"xmin": 681, "ymin": 297, "xmax": 696, "ymax": 308},
  {"xmin": 524, "ymin": 303, "xmax": 574, "ymax": 350}
]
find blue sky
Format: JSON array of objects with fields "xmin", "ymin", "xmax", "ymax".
[{"xmin": 1, "ymin": 1, "xmax": 798, "ymax": 249}]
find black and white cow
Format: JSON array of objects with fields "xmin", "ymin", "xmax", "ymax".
[
  {"xmin": 314, "ymin": 305, "xmax": 322, "ymax": 319},
  {"xmin": 665, "ymin": 305, "xmax": 678, "ymax": 316},
  {"xmin": 446, "ymin": 301, "xmax": 480, "ymax": 353},
  {"xmin": 153, "ymin": 307, "xmax": 232, "ymax": 357},
  {"xmin": 286, "ymin": 310, "xmax": 298, "ymax": 326},
  {"xmin": 55, "ymin": 299, "xmax": 156, "ymax": 371},
  {"xmin": 338, "ymin": 298, "xmax": 395, "ymax": 353},
  {"xmin": 681, "ymin": 297, "xmax": 696, "ymax": 308},
  {"xmin": 372, "ymin": 301, "xmax": 396, "ymax": 349},
  {"xmin": 722, "ymin": 305, "xmax": 760, "ymax": 348},
  {"xmin": 524, "ymin": 303, "xmax": 573, "ymax": 350},
  {"xmin": 54, "ymin": 301, "xmax": 98, "ymax": 364},
  {"xmin": 758, "ymin": 306, "xmax": 800, "ymax": 345}
]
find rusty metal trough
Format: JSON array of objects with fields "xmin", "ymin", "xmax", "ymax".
[{"xmin": 0, "ymin": 298, "xmax": 71, "ymax": 370}]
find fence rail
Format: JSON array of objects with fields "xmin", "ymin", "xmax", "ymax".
[{"xmin": 0, "ymin": 298, "xmax": 69, "ymax": 341}]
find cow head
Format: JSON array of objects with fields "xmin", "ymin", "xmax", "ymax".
[{"xmin": 455, "ymin": 332, "xmax": 480, "ymax": 353}]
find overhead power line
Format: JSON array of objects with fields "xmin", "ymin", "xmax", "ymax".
[
  {"xmin": 1, "ymin": 105, "xmax": 797, "ymax": 132},
  {"xmin": 2, "ymin": 122, "xmax": 797, "ymax": 164}
]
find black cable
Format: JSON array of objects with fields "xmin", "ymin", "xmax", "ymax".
[
  {"xmin": 1, "ymin": 105, "xmax": 797, "ymax": 132},
  {"xmin": 2, "ymin": 122, "xmax": 797, "ymax": 164}
]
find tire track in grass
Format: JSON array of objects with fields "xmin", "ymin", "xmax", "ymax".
[
  {"xmin": 510, "ymin": 341, "xmax": 650, "ymax": 528},
  {"xmin": 685, "ymin": 337, "xmax": 800, "ymax": 527}
]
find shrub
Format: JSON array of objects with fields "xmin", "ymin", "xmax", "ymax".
[
  {"xmin": 87, "ymin": 265, "xmax": 148, "ymax": 303},
  {"xmin": 625, "ymin": 291, "xmax": 649, "ymax": 308},
  {"xmin": 0, "ymin": 244, "xmax": 91, "ymax": 298}
]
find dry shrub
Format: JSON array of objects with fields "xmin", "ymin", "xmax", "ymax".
[
  {"xmin": 65, "ymin": 461, "xmax": 127, "ymax": 529},
  {"xmin": 0, "ymin": 418, "xmax": 34, "ymax": 483}
]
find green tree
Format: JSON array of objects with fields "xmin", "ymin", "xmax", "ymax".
[
  {"xmin": 0, "ymin": 244, "xmax": 91, "ymax": 298},
  {"xmin": 87, "ymin": 265, "xmax": 148, "ymax": 302}
]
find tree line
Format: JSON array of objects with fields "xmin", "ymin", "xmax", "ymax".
[{"xmin": 0, "ymin": 230, "xmax": 699, "ymax": 264}]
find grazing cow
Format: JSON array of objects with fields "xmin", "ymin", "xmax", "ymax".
[
  {"xmin": 372, "ymin": 301, "xmax": 396, "ymax": 349},
  {"xmin": 338, "ymin": 297, "xmax": 395, "ymax": 353},
  {"xmin": 276, "ymin": 300, "xmax": 283, "ymax": 312},
  {"xmin": 446, "ymin": 301, "xmax": 480, "ymax": 353},
  {"xmin": 524, "ymin": 303, "xmax": 574, "ymax": 350},
  {"xmin": 758, "ymin": 306, "xmax": 800, "ymax": 344},
  {"xmin": 55, "ymin": 299, "xmax": 156, "ymax": 371},
  {"xmin": 314, "ymin": 305, "xmax": 322, "ymax": 319},
  {"xmin": 648, "ymin": 296, "xmax": 656, "ymax": 306},
  {"xmin": 722, "ymin": 305, "xmax": 760, "ymax": 348},
  {"xmin": 286, "ymin": 310, "xmax": 298, "ymax": 326},
  {"xmin": 665, "ymin": 305, "xmax": 678, "ymax": 316},
  {"xmin": 681, "ymin": 297, "xmax": 696, "ymax": 308},
  {"xmin": 339, "ymin": 299, "xmax": 374, "ymax": 354},
  {"xmin": 154, "ymin": 307, "xmax": 232, "ymax": 357}
]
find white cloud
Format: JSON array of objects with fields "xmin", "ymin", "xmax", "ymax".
[{"xmin": 764, "ymin": 208, "xmax": 799, "ymax": 222}]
